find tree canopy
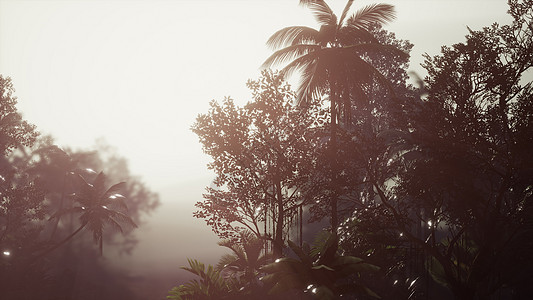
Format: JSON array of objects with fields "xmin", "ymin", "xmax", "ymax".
[{"xmin": 181, "ymin": 0, "xmax": 533, "ymax": 299}]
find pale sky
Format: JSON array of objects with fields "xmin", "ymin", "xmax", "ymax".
[
  {"xmin": 0, "ymin": 0, "xmax": 512, "ymax": 286},
  {"xmin": 0, "ymin": 0, "xmax": 511, "ymax": 191}
]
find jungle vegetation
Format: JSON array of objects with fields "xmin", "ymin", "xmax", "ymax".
[{"xmin": 172, "ymin": 0, "xmax": 533, "ymax": 299}]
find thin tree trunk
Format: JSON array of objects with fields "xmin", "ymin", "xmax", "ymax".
[
  {"xmin": 274, "ymin": 177, "xmax": 284, "ymax": 257},
  {"xmin": 330, "ymin": 84, "xmax": 339, "ymax": 233}
]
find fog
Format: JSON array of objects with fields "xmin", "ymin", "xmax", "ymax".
[{"xmin": 1, "ymin": 1, "xmax": 523, "ymax": 299}]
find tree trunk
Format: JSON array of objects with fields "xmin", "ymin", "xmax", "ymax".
[
  {"xmin": 274, "ymin": 178, "xmax": 284, "ymax": 257},
  {"xmin": 330, "ymin": 85, "xmax": 339, "ymax": 233}
]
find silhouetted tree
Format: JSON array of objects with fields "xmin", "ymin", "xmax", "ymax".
[
  {"xmin": 262, "ymin": 0, "xmax": 404, "ymax": 231},
  {"xmin": 344, "ymin": 1, "xmax": 533, "ymax": 298},
  {"xmin": 0, "ymin": 75, "xmax": 38, "ymax": 155},
  {"xmin": 193, "ymin": 70, "xmax": 323, "ymax": 256},
  {"xmin": 0, "ymin": 74, "xmax": 158, "ymax": 300},
  {"xmin": 31, "ymin": 171, "xmax": 136, "ymax": 262}
]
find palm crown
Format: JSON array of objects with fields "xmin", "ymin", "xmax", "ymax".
[
  {"xmin": 70, "ymin": 171, "xmax": 137, "ymax": 255},
  {"xmin": 262, "ymin": 0, "xmax": 403, "ymax": 231},
  {"xmin": 262, "ymin": 0, "xmax": 399, "ymax": 105}
]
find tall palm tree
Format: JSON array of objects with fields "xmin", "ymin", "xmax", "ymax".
[
  {"xmin": 29, "ymin": 172, "xmax": 136, "ymax": 264},
  {"xmin": 262, "ymin": 0, "xmax": 402, "ymax": 230}
]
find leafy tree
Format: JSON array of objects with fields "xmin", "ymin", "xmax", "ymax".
[
  {"xmin": 262, "ymin": 0, "xmax": 404, "ymax": 230},
  {"xmin": 0, "ymin": 75, "xmax": 157, "ymax": 299},
  {"xmin": 342, "ymin": 1, "xmax": 533, "ymax": 298},
  {"xmin": 0, "ymin": 74, "xmax": 49, "ymax": 298},
  {"xmin": 193, "ymin": 70, "xmax": 323, "ymax": 256},
  {"xmin": 0, "ymin": 75, "xmax": 38, "ymax": 156}
]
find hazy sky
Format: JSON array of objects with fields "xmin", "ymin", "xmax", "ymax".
[
  {"xmin": 0, "ymin": 0, "xmax": 513, "ymax": 288},
  {"xmin": 0, "ymin": 0, "xmax": 511, "ymax": 191}
]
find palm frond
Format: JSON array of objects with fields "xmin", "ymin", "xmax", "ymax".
[
  {"xmin": 347, "ymin": 4, "xmax": 396, "ymax": 30},
  {"xmin": 93, "ymin": 171, "xmax": 107, "ymax": 195},
  {"xmin": 337, "ymin": 26, "xmax": 379, "ymax": 45},
  {"xmin": 216, "ymin": 253, "xmax": 239, "ymax": 271},
  {"xmin": 337, "ymin": 0, "xmax": 354, "ymax": 28},
  {"xmin": 262, "ymin": 44, "xmax": 320, "ymax": 69},
  {"xmin": 242, "ymin": 238, "xmax": 263, "ymax": 264},
  {"xmin": 103, "ymin": 181, "xmax": 126, "ymax": 198},
  {"xmin": 266, "ymin": 26, "xmax": 319, "ymax": 50},
  {"xmin": 278, "ymin": 50, "xmax": 318, "ymax": 81},
  {"xmin": 300, "ymin": 0, "xmax": 336, "ymax": 26},
  {"xmin": 218, "ymin": 239, "xmax": 247, "ymax": 262},
  {"xmin": 105, "ymin": 216, "xmax": 126, "ymax": 234},
  {"xmin": 181, "ymin": 259, "xmax": 206, "ymax": 277},
  {"xmin": 74, "ymin": 173, "xmax": 92, "ymax": 193},
  {"xmin": 105, "ymin": 193, "xmax": 129, "ymax": 211},
  {"xmin": 283, "ymin": 51, "xmax": 328, "ymax": 104},
  {"xmin": 107, "ymin": 209, "xmax": 138, "ymax": 228},
  {"xmin": 297, "ymin": 62, "xmax": 327, "ymax": 104}
]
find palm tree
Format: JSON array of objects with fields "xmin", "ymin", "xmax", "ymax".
[
  {"xmin": 262, "ymin": 0, "xmax": 402, "ymax": 231},
  {"xmin": 29, "ymin": 171, "xmax": 136, "ymax": 264},
  {"xmin": 216, "ymin": 231, "xmax": 272, "ymax": 291},
  {"xmin": 168, "ymin": 259, "xmax": 237, "ymax": 300}
]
